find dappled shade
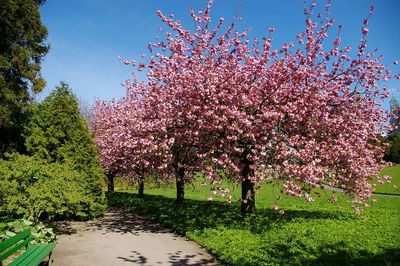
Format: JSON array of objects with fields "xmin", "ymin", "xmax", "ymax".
[{"xmin": 107, "ymin": 191, "xmax": 399, "ymax": 265}]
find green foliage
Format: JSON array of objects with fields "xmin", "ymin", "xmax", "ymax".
[
  {"xmin": 107, "ymin": 178, "xmax": 400, "ymax": 265},
  {"xmin": 0, "ymin": 219, "xmax": 56, "ymax": 245},
  {"xmin": 384, "ymin": 132, "xmax": 400, "ymax": 164},
  {"xmin": 0, "ymin": 154, "xmax": 105, "ymax": 221},
  {"xmin": 23, "ymin": 82, "xmax": 105, "ymax": 215},
  {"xmin": 0, "ymin": 0, "xmax": 49, "ymax": 155}
]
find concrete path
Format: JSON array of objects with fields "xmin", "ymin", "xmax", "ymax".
[{"xmin": 51, "ymin": 208, "xmax": 218, "ymax": 266}]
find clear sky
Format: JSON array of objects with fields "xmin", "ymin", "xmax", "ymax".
[{"xmin": 39, "ymin": 0, "xmax": 399, "ymax": 109}]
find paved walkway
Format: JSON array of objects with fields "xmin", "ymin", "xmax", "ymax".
[{"xmin": 51, "ymin": 208, "xmax": 218, "ymax": 266}]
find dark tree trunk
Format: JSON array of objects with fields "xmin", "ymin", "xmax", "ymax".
[
  {"xmin": 107, "ymin": 172, "xmax": 115, "ymax": 192},
  {"xmin": 176, "ymin": 167, "xmax": 185, "ymax": 204},
  {"xmin": 241, "ymin": 160, "xmax": 256, "ymax": 213},
  {"xmin": 138, "ymin": 175, "xmax": 144, "ymax": 198}
]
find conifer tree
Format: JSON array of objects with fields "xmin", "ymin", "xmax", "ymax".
[
  {"xmin": 0, "ymin": 0, "xmax": 49, "ymax": 155},
  {"xmin": 24, "ymin": 82, "xmax": 105, "ymax": 212}
]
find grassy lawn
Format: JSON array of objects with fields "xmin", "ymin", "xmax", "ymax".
[
  {"xmin": 108, "ymin": 176, "xmax": 400, "ymax": 266},
  {"xmin": 375, "ymin": 165, "xmax": 400, "ymax": 195}
]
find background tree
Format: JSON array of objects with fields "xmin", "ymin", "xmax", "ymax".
[
  {"xmin": 389, "ymin": 97, "xmax": 399, "ymax": 133},
  {"xmin": 24, "ymin": 82, "xmax": 105, "ymax": 212},
  {"xmin": 384, "ymin": 97, "xmax": 400, "ymax": 163},
  {"xmin": 0, "ymin": 0, "xmax": 49, "ymax": 156},
  {"xmin": 79, "ymin": 98, "xmax": 94, "ymax": 127},
  {"xmin": 91, "ymin": 88, "xmax": 161, "ymax": 197},
  {"xmin": 91, "ymin": 99, "xmax": 126, "ymax": 192},
  {"xmin": 122, "ymin": 75, "xmax": 215, "ymax": 204},
  {"xmin": 384, "ymin": 133, "xmax": 400, "ymax": 164}
]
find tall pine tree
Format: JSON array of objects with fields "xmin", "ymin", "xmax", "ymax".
[{"xmin": 0, "ymin": 0, "xmax": 49, "ymax": 155}]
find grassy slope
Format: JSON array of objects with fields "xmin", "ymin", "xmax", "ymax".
[
  {"xmin": 109, "ymin": 177, "xmax": 400, "ymax": 266},
  {"xmin": 375, "ymin": 165, "xmax": 400, "ymax": 195}
]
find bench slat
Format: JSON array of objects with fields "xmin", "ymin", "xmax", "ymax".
[
  {"xmin": 0, "ymin": 229, "xmax": 31, "ymax": 252},
  {"xmin": 14, "ymin": 243, "xmax": 55, "ymax": 266},
  {"xmin": 0, "ymin": 236, "xmax": 34, "ymax": 262},
  {"xmin": 7, "ymin": 245, "xmax": 42, "ymax": 266},
  {"xmin": 25, "ymin": 243, "xmax": 55, "ymax": 266}
]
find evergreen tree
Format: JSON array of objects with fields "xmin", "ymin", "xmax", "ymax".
[
  {"xmin": 24, "ymin": 82, "xmax": 105, "ymax": 211},
  {"xmin": 384, "ymin": 132, "xmax": 400, "ymax": 164},
  {"xmin": 0, "ymin": 0, "xmax": 49, "ymax": 156},
  {"xmin": 389, "ymin": 97, "xmax": 400, "ymax": 134},
  {"xmin": 384, "ymin": 97, "xmax": 400, "ymax": 163}
]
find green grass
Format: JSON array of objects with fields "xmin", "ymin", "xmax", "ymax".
[
  {"xmin": 375, "ymin": 165, "xmax": 400, "ymax": 195},
  {"xmin": 108, "ymin": 177, "xmax": 400, "ymax": 266}
]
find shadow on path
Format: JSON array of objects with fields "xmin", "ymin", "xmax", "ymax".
[
  {"xmin": 52, "ymin": 207, "xmax": 170, "ymax": 236},
  {"xmin": 107, "ymin": 192, "xmax": 399, "ymax": 265},
  {"xmin": 51, "ymin": 208, "xmax": 218, "ymax": 266},
  {"xmin": 116, "ymin": 250, "xmax": 216, "ymax": 266}
]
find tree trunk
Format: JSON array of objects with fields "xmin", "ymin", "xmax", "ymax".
[
  {"xmin": 176, "ymin": 167, "xmax": 185, "ymax": 204},
  {"xmin": 107, "ymin": 172, "xmax": 115, "ymax": 192},
  {"xmin": 138, "ymin": 175, "xmax": 144, "ymax": 198},
  {"xmin": 241, "ymin": 160, "xmax": 255, "ymax": 213}
]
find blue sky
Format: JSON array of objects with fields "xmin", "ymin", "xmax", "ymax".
[{"xmin": 39, "ymin": 0, "xmax": 399, "ymax": 109}]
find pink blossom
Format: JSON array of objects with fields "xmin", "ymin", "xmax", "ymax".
[
  {"xmin": 304, "ymin": 194, "xmax": 315, "ymax": 202},
  {"xmin": 92, "ymin": 0, "xmax": 395, "ymax": 214}
]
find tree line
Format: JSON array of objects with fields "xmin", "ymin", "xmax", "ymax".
[{"xmin": 91, "ymin": 1, "xmax": 398, "ymax": 215}]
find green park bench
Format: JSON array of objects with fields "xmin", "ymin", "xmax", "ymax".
[{"xmin": 0, "ymin": 228, "xmax": 55, "ymax": 266}]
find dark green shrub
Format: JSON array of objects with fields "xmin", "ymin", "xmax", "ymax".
[
  {"xmin": 0, "ymin": 154, "xmax": 105, "ymax": 221},
  {"xmin": 384, "ymin": 132, "xmax": 400, "ymax": 164}
]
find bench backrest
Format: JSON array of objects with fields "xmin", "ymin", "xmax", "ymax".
[{"xmin": 0, "ymin": 229, "xmax": 33, "ymax": 263}]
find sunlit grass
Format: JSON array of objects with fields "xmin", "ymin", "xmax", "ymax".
[
  {"xmin": 375, "ymin": 165, "xmax": 400, "ymax": 195},
  {"xmin": 108, "ymin": 174, "xmax": 400, "ymax": 265}
]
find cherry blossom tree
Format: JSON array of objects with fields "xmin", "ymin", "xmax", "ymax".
[
  {"xmin": 124, "ymin": 0, "xmax": 397, "ymax": 213},
  {"xmin": 91, "ymin": 87, "xmax": 162, "ymax": 197},
  {"xmin": 132, "ymin": 80, "xmax": 211, "ymax": 203},
  {"xmin": 91, "ymin": 99, "xmax": 126, "ymax": 192}
]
